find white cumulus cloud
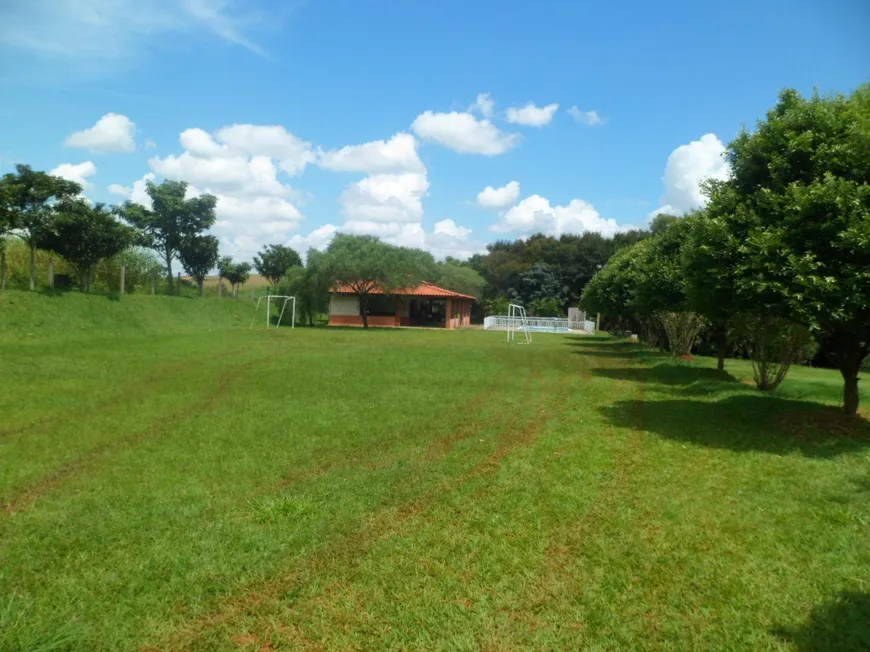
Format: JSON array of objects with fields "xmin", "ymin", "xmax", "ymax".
[
  {"xmin": 50, "ymin": 161, "xmax": 97, "ymax": 189},
  {"xmin": 318, "ymin": 132, "xmax": 424, "ymax": 174},
  {"xmin": 340, "ymin": 173, "xmax": 429, "ymax": 223},
  {"xmin": 505, "ymin": 102, "xmax": 559, "ymax": 127},
  {"xmin": 651, "ymin": 133, "xmax": 730, "ymax": 216},
  {"xmin": 65, "ymin": 113, "xmax": 136, "ymax": 153},
  {"xmin": 567, "ymin": 106, "xmax": 604, "ymax": 126},
  {"xmin": 477, "ymin": 181, "xmax": 520, "ymax": 209},
  {"xmin": 493, "ymin": 194, "xmax": 622, "ymax": 237},
  {"xmin": 107, "ymin": 183, "xmax": 131, "ymax": 196},
  {"xmin": 412, "ymin": 111, "xmax": 519, "ymax": 155}
]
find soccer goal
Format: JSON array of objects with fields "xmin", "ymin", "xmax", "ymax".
[
  {"xmin": 250, "ymin": 295, "xmax": 296, "ymax": 329},
  {"xmin": 507, "ymin": 303, "xmax": 532, "ymax": 344}
]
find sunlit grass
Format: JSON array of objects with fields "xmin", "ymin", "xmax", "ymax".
[{"xmin": 1, "ymin": 303, "xmax": 868, "ymax": 650}]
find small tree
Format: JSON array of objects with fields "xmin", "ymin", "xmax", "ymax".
[
  {"xmin": 280, "ymin": 249, "xmax": 331, "ymax": 326},
  {"xmin": 118, "ymin": 180, "xmax": 217, "ymax": 295},
  {"xmin": 179, "ymin": 235, "xmax": 219, "ymax": 296},
  {"xmin": 253, "ymin": 244, "xmax": 302, "ymax": 288},
  {"xmin": 435, "ymin": 261, "xmax": 486, "ymax": 300},
  {"xmin": 734, "ymin": 313, "xmax": 813, "ymax": 391},
  {"xmin": 0, "ymin": 164, "xmax": 81, "ymax": 290},
  {"xmin": 219, "ymin": 259, "xmax": 252, "ymax": 297},
  {"xmin": 38, "ymin": 200, "xmax": 136, "ymax": 292},
  {"xmin": 320, "ymin": 234, "xmax": 434, "ymax": 329}
]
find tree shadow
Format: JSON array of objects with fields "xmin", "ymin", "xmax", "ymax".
[
  {"xmin": 600, "ymin": 394, "xmax": 870, "ymax": 458},
  {"xmin": 591, "ymin": 363, "xmax": 738, "ymax": 396},
  {"xmin": 772, "ymin": 592, "xmax": 870, "ymax": 651}
]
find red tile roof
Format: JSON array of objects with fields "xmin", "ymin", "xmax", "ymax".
[{"xmin": 332, "ymin": 281, "xmax": 475, "ymax": 300}]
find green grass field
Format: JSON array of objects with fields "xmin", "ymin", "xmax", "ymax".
[{"xmin": 1, "ymin": 292, "xmax": 869, "ymax": 651}]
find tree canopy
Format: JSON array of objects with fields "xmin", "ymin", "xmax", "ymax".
[
  {"xmin": 0, "ymin": 164, "xmax": 82, "ymax": 289},
  {"xmin": 119, "ymin": 180, "xmax": 217, "ymax": 295},
  {"xmin": 253, "ymin": 244, "xmax": 302, "ymax": 287},
  {"xmin": 179, "ymin": 235, "xmax": 220, "ymax": 296},
  {"xmin": 37, "ymin": 200, "xmax": 136, "ymax": 292}
]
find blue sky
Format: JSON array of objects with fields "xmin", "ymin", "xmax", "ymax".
[{"xmin": 1, "ymin": 0, "xmax": 867, "ymax": 261}]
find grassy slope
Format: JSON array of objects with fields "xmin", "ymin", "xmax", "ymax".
[
  {"xmin": 0, "ymin": 290, "xmax": 252, "ymax": 341},
  {"xmin": 1, "ymin": 298, "xmax": 869, "ymax": 650}
]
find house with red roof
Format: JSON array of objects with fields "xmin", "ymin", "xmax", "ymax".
[{"xmin": 328, "ymin": 281, "xmax": 475, "ymax": 329}]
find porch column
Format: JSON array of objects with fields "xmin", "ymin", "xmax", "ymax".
[
  {"xmin": 395, "ymin": 297, "xmax": 403, "ymax": 326},
  {"xmin": 445, "ymin": 299, "xmax": 452, "ymax": 329}
]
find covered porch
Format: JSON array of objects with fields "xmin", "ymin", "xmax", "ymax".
[{"xmin": 328, "ymin": 282, "xmax": 475, "ymax": 329}]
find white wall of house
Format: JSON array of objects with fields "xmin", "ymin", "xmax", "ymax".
[{"xmin": 329, "ymin": 294, "xmax": 360, "ymax": 316}]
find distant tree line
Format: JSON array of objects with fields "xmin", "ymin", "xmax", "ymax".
[{"xmin": 581, "ymin": 85, "xmax": 869, "ymax": 415}]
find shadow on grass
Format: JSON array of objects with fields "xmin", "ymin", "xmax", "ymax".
[
  {"xmin": 600, "ymin": 394, "xmax": 870, "ymax": 458},
  {"xmin": 772, "ymin": 592, "xmax": 870, "ymax": 652},
  {"xmin": 591, "ymin": 364, "xmax": 738, "ymax": 396}
]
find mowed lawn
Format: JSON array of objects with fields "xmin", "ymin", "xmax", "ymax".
[{"xmin": 2, "ymin": 322, "xmax": 870, "ymax": 650}]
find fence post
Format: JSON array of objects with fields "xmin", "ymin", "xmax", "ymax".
[
  {"xmin": 120, "ymin": 265, "xmax": 126, "ymax": 296},
  {"xmin": 596, "ymin": 312, "xmax": 601, "ymax": 332},
  {"xmin": 150, "ymin": 272, "xmax": 156, "ymax": 295},
  {"xmin": 218, "ymin": 280, "xmax": 222, "ymax": 298},
  {"xmin": 0, "ymin": 249, "xmax": 6, "ymax": 290},
  {"xmin": 48, "ymin": 256, "xmax": 55, "ymax": 289}
]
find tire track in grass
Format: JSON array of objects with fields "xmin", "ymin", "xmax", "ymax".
[
  {"xmin": 0, "ymin": 347, "xmax": 247, "ymax": 440},
  {"xmin": 1, "ymin": 354, "xmax": 266, "ymax": 516},
  {"xmin": 147, "ymin": 356, "xmax": 555, "ymax": 651}
]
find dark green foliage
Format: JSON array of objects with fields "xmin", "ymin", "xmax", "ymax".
[
  {"xmin": 434, "ymin": 260, "xmax": 486, "ymax": 300},
  {"xmin": 217, "ymin": 257, "xmax": 252, "ymax": 296},
  {"xmin": 253, "ymin": 244, "xmax": 303, "ymax": 287},
  {"xmin": 179, "ymin": 235, "xmax": 220, "ymax": 296},
  {"xmin": 118, "ymin": 180, "xmax": 217, "ymax": 295},
  {"xmin": 514, "ymin": 263, "xmax": 567, "ymax": 312},
  {"xmin": 279, "ymin": 249, "xmax": 331, "ymax": 326},
  {"xmin": 715, "ymin": 85, "xmax": 870, "ymax": 414},
  {"xmin": 38, "ymin": 200, "xmax": 136, "ymax": 292},
  {"xmin": 0, "ymin": 164, "xmax": 82, "ymax": 290}
]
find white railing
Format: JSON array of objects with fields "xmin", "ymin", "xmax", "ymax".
[{"xmin": 483, "ymin": 316, "xmax": 596, "ymax": 334}]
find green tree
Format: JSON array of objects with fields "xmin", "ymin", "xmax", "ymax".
[
  {"xmin": 219, "ymin": 259, "xmax": 252, "ymax": 297},
  {"xmin": 649, "ymin": 213, "xmax": 680, "ymax": 234},
  {"xmin": 0, "ymin": 164, "xmax": 81, "ymax": 290},
  {"xmin": 682, "ymin": 207, "xmax": 739, "ymax": 370},
  {"xmin": 179, "ymin": 235, "xmax": 220, "ymax": 296},
  {"xmin": 435, "ymin": 261, "xmax": 486, "ymax": 299},
  {"xmin": 719, "ymin": 85, "xmax": 870, "ymax": 414},
  {"xmin": 514, "ymin": 262, "xmax": 567, "ymax": 311},
  {"xmin": 253, "ymin": 244, "xmax": 303, "ymax": 288},
  {"xmin": 118, "ymin": 180, "xmax": 217, "ymax": 295},
  {"xmin": 280, "ymin": 250, "xmax": 331, "ymax": 326},
  {"xmin": 38, "ymin": 200, "xmax": 136, "ymax": 292},
  {"xmin": 320, "ymin": 233, "xmax": 434, "ymax": 329}
]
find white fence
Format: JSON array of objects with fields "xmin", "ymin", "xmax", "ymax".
[{"xmin": 483, "ymin": 315, "xmax": 596, "ymax": 334}]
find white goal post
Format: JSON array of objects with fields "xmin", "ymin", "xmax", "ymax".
[
  {"xmin": 250, "ymin": 295, "xmax": 296, "ymax": 329},
  {"xmin": 507, "ymin": 303, "xmax": 531, "ymax": 344}
]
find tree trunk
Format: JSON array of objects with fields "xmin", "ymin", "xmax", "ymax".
[
  {"xmin": 837, "ymin": 332, "xmax": 866, "ymax": 416},
  {"xmin": 197, "ymin": 279, "xmax": 204, "ymax": 297},
  {"xmin": 715, "ymin": 324, "xmax": 728, "ymax": 372},
  {"xmin": 1, "ymin": 249, "xmax": 6, "ymax": 290},
  {"xmin": 165, "ymin": 253, "xmax": 174, "ymax": 295},
  {"xmin": 359, "ymin": 295, "xmax": 369, "ymax": 329},
  {"xmin": 29, "ymin": 244, "xmax": 36, "ymax": 291},
  {"xmin": 843, "ymin": 370, "xmax": 860, "ymax": 416},
  {"xmin": 48, "ymin": 257, "xmax": 54, "ymax": 289}
]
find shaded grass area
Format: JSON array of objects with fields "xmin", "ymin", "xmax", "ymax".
[{"xmin": 1, "ymin": 322, "xmax": 869, "ymax": 650}]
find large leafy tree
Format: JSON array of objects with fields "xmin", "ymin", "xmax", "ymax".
[
  {"xmin": 118, "ymin": 180, "xmax": 217, "ymax": 295},
  {"xmin": 320, "ymin": 233, "xmax": 434, "ymax": 328},
  {"xmin": 719, "ymin": 85, "xmax": 870, "ymax": 414},
  {"xmin": 178, "ymin": 235, "xmax": 220, "ymax": 296},
  {"xmin": 0, "ymin": 164, "xmax": 81, "ymax": 290},
  {"xmin": 513, "ymin": 262, "xmax": 567, "ymax": 311},
  {"xmin": 38, "ymin": 200, "xmax": 136, "ymax": 292},
  {"xmin": 253, "ymin": 244, "xmax": 303, "ymax": 287}
]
